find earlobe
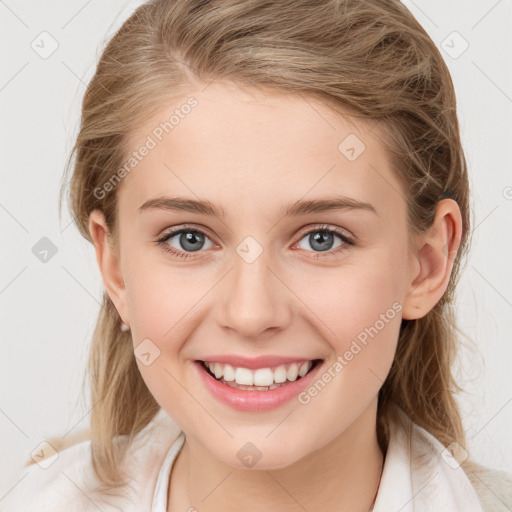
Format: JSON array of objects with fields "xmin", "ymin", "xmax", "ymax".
[
  {"xmin": 88, "ymin": 209, "xmax": 129, "ymax": 325},
  {"xmin": 402, "ymin": 199, "xmax": 463, "ymax": 320}
]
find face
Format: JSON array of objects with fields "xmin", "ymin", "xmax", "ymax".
[{"xmin": 94, "ymin": 80, "xmax": 417, "ymax": 469}]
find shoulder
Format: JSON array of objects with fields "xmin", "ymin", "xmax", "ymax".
[
  {"xmin": 2, "ymin": 439, "xmax": 104, "ymax": 512},
  {"xmin": 385, "ymin": 402, "xmax": 512, "ymax": 512},
  {"xmin": 2, "ymin": 409, "xmax": 183, "ymax": 512},
  {"xmin": 463, "ymin": 460, "xmax": 512, "ymax": 512}
]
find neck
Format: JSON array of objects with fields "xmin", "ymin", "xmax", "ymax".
[{"xmin": 168, "ymin": 398, "xmax": 384, "ymax": 512}]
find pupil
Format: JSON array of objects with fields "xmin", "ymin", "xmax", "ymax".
[
  {"xmin": 181, "ymin": 231, "xmax": 204, "ymax": 252},
  {"xmin": 311, "ymin": 231, "xmax": 333, "ymax": 251}
]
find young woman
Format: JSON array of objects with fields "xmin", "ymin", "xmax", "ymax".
[{"xmin": 4, "ymin": 0, "xmax": 511, "ymax": 511}]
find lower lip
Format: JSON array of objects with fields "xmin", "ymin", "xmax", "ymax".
[{"xmin": 194, "ymin": 359, "xmax": 324, "ymax": 412}]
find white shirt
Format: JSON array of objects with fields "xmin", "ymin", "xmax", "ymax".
[
  {"xmin": 151, "ymin": 430, "xmax": 185, "ymax": 511},
  {"xmin": 0, "ymin": 403, "xmax": 490, "ymax": 511}
]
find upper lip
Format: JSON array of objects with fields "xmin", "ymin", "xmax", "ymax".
[{"xmin": 197, "ymin": 355, "xmax": 322, "ymax": 370}]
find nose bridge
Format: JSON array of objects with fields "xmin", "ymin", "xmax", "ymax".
[{"xmin": 218, "ymin": 236, "xmax": 291, "ymax": 338}]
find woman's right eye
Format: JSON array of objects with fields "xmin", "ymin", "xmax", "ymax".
[{"xmin": 156, "ymin": 226, "xmax": 214, "ymax": 258}]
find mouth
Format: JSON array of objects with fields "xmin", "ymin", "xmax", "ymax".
[{"xmin": 196, "ymin": 358, "xmax": 324, "ymax": 392}]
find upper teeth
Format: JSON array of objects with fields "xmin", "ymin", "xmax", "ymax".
[{"xmin": 204, "ymin": 360, "xmax": 314, "ymax": 386}]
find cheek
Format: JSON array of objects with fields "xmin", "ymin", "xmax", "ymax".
[
  {"xmin": 294, "ymin": 257, "xmax": 404, "ymax": 390},
  {"xmin": 122, "ymin": 255, "xmax": 210, "ymax": 396},
  {"xmin": 298, "ymin": 262, "xmax": 402, "ymax": 340},
  {"xmin": 123, "ymin": 250, "xmax": 203, "ymax": 337},
  {"xmin": 122, "ymin": 259, "xmax": 194, "ymax": 408}
]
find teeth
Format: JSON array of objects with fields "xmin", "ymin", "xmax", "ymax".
[
  {"xmin": 222, "ymin": 364, "xmax": 235, "ymax": 381},
  {"xmin": 298, "ymin": 362, "xmax": 310, "ymax": 378},
  {"xmin": 204, "ymin": 360, "xmax": 315, "ymax": 386}
]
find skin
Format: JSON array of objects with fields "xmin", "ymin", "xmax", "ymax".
[{"xmin": 88, "ymin": 80, "xmax": 462, "ymax": 512}]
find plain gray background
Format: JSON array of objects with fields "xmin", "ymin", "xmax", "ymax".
[{"xmin": 1, "ymin": 0, "xmax": 511, "ymax": 498}]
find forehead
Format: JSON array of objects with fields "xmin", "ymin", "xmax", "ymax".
[{"xmin": 119, "ymin": 81, "xmax": 405, "ymax": 222}]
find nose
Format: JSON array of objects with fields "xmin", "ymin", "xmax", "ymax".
[{"xmin": 217, "ymin": 247, "xmax": 293, "ymax": 340}]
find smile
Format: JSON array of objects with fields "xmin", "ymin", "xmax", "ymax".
[
  {"xmin": 194, "ymin": 359, "xmax": 324, "ymax": 411},
  {"xmin": 201, "ymin": 360, "xmax": 318, "ymax": 389}
]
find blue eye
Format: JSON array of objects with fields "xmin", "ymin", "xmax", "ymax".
[
  {"xmin": 295, "ymin": 225, "xmax": 354, "ymax": 257},
  {"xmin": 156, "ymin": 224, "xmax": 354, "ymax": 260},
  {"xmin": 156, "ymin": 226, "xmax": 214, "ymax": 259}
]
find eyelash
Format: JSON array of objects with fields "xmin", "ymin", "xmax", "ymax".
[{"xmin": 155, "ymin": 223, "xmax": 355, "ymax": 260}]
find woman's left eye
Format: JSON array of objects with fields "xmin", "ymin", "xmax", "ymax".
[
  {"xmin": 156, "ymin": 224, "xmax": 354, "ymax": 260},
  {"xmin": 294, "ymin": 225, "xmax": 354, "ymax": 258}
]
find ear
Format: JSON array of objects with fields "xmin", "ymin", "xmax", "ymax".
[
  {"xmin": 88, "ymin": 209, "xmax": 129, "ymax": 326},
  {"xmin": 402, "ymin": 198, "xmax": 463, "ymax": 320}
]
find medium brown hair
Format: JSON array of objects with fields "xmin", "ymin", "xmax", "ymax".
[{"xmin": 52, "ymin": 0, "xmax": 473, "ymax": 490}]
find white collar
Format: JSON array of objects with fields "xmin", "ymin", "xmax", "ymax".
[
  {"xmin": 152, "ymin": 430, "xmax": 185, "ymax": 512},
  {"xmin": 372, "ymin": 403, "xmax": 484, "ymax": 511},
  {"xmin": 152, "ymin": 403, "xmax": 484, "ymax": 512}
]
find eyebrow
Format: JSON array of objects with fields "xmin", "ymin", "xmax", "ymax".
[{"xmin": 138, "ymin": 195, "xmax": 378, "ymax": 217}]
